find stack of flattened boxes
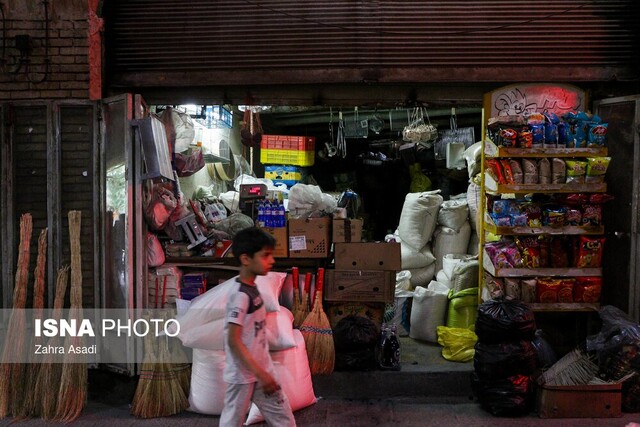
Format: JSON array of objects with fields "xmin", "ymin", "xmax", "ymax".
[{"xmin": 325, "ymin": 236, "xmax": 401, "ymax": 329}]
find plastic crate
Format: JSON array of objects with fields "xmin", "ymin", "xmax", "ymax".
[
  {"xmin": 265, "ymin": 165, "xmax": 306, "ymax": 187},
  {"xmin": 261, "ymin": 148, "xmax": 315, "ymax": 166},
  {"xmin": 261, "ymin": 135, "xmax": 315, "ymax": 151}
]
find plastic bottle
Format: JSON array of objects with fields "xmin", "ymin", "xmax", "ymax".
[
  {"xmin": 277, "ymin": 199, "xmax": 286, "ymax": 227},
  {"xmin": 256, "ymin": 199, "xmax": 266, "ymax": 227},
  {"xmin": 378, "ymin": 323, "xmax": 401, "ymax": 371},
  {"xmin": 264, "ymin": 199, "xmax": 274, "ymax": 228}
]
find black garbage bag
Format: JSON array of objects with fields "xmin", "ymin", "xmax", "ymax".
[
  {"xmin": 474, "ymin": 340, "xmax": 537, "ymax": 380},
  {"xmin": 471, "ymin": 372, "xmax": 534, "ymax": 417},
  {"xmin": 475, "ymin": 300, "xmax": 536, "ymax": 344},
  {"xmin": 333, "ymin": 315, "xmax": 379, "ymax": 371}
]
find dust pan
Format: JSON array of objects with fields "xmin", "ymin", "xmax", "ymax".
[{"xmin": 299, "ymin": 268, "xmax": 335, "ymax": 375}]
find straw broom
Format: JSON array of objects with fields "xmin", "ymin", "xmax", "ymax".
[
  {"xmin": 34, "ymin": 265, "xmax": 69, "ymax": 420},
  {"xmin": 299, "ymin": 268, "xmax": 335, "ymax": 375},
  {"xmin": 0, "ymin": 213, "xmax": 33, "ymax": 418},
  {"xmin": 167, "ymin": 311, "xmax": 191, "ymax": 397},
  {"xmin": 131, "ymin": 324, "xmax": 188, "ymax": 418},
  {"xmin": 54, "ymin": 210, "xmax": 87, "ymax": 422},
  {"xmin": 294, "ymin": 272, "xmax": 312, "ymax": 329},
  {"xmin": 15, "ymin": 228, "xmax": 48, "ymax": 419}
]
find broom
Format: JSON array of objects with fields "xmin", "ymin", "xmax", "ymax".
[
  {"xmin": 34, "ymin": 265, "xmax": 69, "ymax": 420},
  {"xmin": 294, "ymin": 272, "xmax": 312, "ymax": 329},
  {"xmin": 16, "ymin": 228, "xmax": 48, "ymax": 419},
  {"xmin": 166, "ymin": 311, "xmax": 191, "ymax": 397},
  {"xmin": 290, "ymin": 267, "xmax": 302, "ymax": 328},
  {"xmin": 131, "ymin": 325, "xmax": 188, "ymax": 418},
  {"xmin": 539, "ymin": 348, "xmax": 599, "ymax": 386},
  {"xmin": 131, "ymin": 318, "xmax": 158, "ymax": 418},
  {"xmin": 299, "ymin": 268, "xmax": 335, "ymax": 375},
  {"xmin": 54, "ymin": 210, "xmax": 87, "ymax": 422},
  {"xmin": 0, "ymin": 213, "xmax": 33, "ymax": 419}
]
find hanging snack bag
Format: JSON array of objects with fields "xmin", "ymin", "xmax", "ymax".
[
  {"xmin": 538, "ymin": 158, "xmax": 551, "ymax": 184},
  {"xmin": 500, "ymin": 159, "xmax": 515, "ymax": 184},
  {"xmin": 515, "ymin": 236, "xmax": 540, "ymax": 268},
  {"xmin": 565, "ymin": 160, "xmax": 587, "ymax": 183},
  {"xmin": 551, "ymin": 158, "xmax": 566, "ymax": 184},
  {"xmin": 558, "ymin": 279, "xmax": 575, "ymax": 303},
  {"xmin": 581, "ymin": 204, "xmax": 603, "ymax": 227},
  {"xmin": 564, "ymin": 208, "xmax": 582, "ymax": 226},
  {"xmin": 487, "ymin": 116, "xmax": 524, "ymax": 147},
  {"xmin": 485, "ymin": 242, "xmax": 513, "ymax": 269},
  {"xmin": 544, "ymin": 113, "xmax": 559, "ymax": 147},
  {"xmin": 521, "ymin": 279, "xmax": 537, "ymax": 303},
  {"xmin": 542, "ymin": 207, "xmax": 566, "ymax": 227},
  {"xmin": 588, "ymin": 122, "xmax": 608, "ymax": 147},
  {"xmin": 519, "ymin": 202, "xmax": 542, "ymax": 227},
  {"xmin": 510, "ymin": 213, "xmax": 528, "ymax": 227},
  {"xmin": 522, "ymin": 158, "xmax": 539, "ymax": 184},
  {"xmin": 536, "ymin": 278, "xmax": 561, "ymax": 303},
  {"xmin": 518, "ymin": 127, "xmax": 533, "ymax": 148},
  {"xmin": 573, "ymin": 277, "xmax": 602, "ymax": 303},
  {"xmin": 486, "ymin": 159, "xmax": 506, "ymax": 184},
  {"xmin": 492, "ymin": 199, "xmax": 513, "ymax": 217},
  {"xmin": 585, "ymin": 157, "xmax": 611, "ymax": 183},
  {"xmin": 509, "ymin": 159, "xmax": 523, "ymax": 184},
  {"xmin": 576, "ymin": 236, "xmax": 605, "ymax": 268}
]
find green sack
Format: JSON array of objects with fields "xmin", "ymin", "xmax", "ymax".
[
  {"xmin": 446, "ymin": 287, "xmax": 479, "ymax": 329},
  {"xmin": 409, "ymin": 163, "xmax": 432, "ymax": 192},
  {"xmin": 437, "ymin": 326, "xmax": 477, "ymax": 362}
]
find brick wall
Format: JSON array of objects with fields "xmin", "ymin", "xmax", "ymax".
[{"xmin": 0, "ymin": 0, "xmax": 89, "ymax": 101}]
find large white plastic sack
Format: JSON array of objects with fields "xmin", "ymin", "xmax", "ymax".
[
  {"xmin": 409, "ymin": 281, "xmax": 451, "ymax": 343},
  {"xmin": 436, "ymin": 269, "xmax": 452, "ymax": 289},
  {"xmin": 287, "ymin": 183, "xmax": 337, "ymax": 218},
  {"xmin": 437, "ymin": 198, "xmax": 469, "ymax": 231},
  {"xmin": 433, "ymin": 222, "xmax": 472, "ymax": 272},
  {"xmin": 397, "ymin": 190, "xmax": 443, "ymax": 250},
  {"xmin": 246, "ymin": 330, "xmax": 317, "ymax": 424},
  {"xmin": 187, "ymin": 348, "xmax": 226, "ymax": 415},
  {"xmin": 176, "ymin": 273, "xmax": 286, "ymax": 348},
  {"xmin": 450, "ymin": 257, "xmax": 480, "ymax": 294},
  {"xmin": 464, "ymin": 141, "xmax": 482, "ymax": 179},
  {"xmin": 467, "ymin": 232, "xmax": 480, "ymax": 256},
  {"xmin": 442, "ymin": 254, "xmax": 473, "ymax": 280},
  {"xmin": 400, "ymin": 241, "xmax": 436, "ymax": 270},
  {"xmin": 408, "ymin": 263, "xmax": 436, "ymax": 289},
  {"xmin": 466, "ymin": 181, "xmax": 481, "ymax": 231}
]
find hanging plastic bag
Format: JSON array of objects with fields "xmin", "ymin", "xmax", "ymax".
[
  {"xmin": 409, "ymin": 163, "xmax": 432, "ymax": 192},
  {"xmin": 240, "ymin": 108, "xmax": 263, "ymax": 148},
  {"xmin": 143, "ymin": 183, "xmax": 178, "ymax": 230},
  {"xmin": 174, "ymin": 148, "xmax": 205, "ymax": 177},
  {"xmin": 436, "ymin": 326, "xmax": 477, "ymax": 362},
  {"xmin": 434, "ymin": 109, "xmax": 475, "ymax": 160},
  {"xmin": 146, "ymin": 232, "xmax": 165, "ymax": 267},
  {"xmin": 402, "ymin": 107, "xmax": 438, "ymax": 147}
]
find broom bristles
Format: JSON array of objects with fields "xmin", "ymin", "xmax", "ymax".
[
  {"xmin": 0, "ymin": 213, "xmax": 32, "ymax": 419},
  {"xmin": 300, "ymin": 292, "xmax": 335, "ymax": 375}
]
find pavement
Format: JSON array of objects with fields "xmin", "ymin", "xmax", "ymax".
[{"xmin": 2, "ymin": 338, "xmax": 640, "ymax": 426}]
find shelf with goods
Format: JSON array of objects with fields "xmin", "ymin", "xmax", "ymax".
[{"xmin": 478, "ymin": 137, "xmax": 609, "ymax": 312}]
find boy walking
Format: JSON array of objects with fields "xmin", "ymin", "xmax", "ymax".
[{"xmin": 220, "ymin": 227, "xmax": 296, "ymax": 427}]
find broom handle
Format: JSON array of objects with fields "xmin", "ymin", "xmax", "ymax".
[
  {"xmin": 292, "ymin": 267, "xmax": 299, "ymax": 300},
  {"xmin": 313, "ymin": 268, "xmax": 325, "ymax": 311},
  {"xmin": 155, "ymin": 277, "xmax": 160, "ymax": 309},
  {"xmin": 304, "ymin": 272, "xmax": 312, "ymax": 310},
  {"xmin": 161, "ymin": 276, "xmax": 168, "ymax": 309}
]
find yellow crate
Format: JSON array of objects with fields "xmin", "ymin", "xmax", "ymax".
[{"xmin": 260, "ymin": 148, "xmax": 315, "ymax": 166}]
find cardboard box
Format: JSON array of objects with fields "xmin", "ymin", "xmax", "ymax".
[
  {"xmin": 537, "ymin": 382, "xmax": 622, "ymax": 418},
  {"xmin": 332, "ymin": 219, "xmax": 363, "ymax": 243},
  {"xmin": 325, "ymin": 301, "xmax": 386, "ymax": 329},
  {"xmin": 260, "ymin": 226, "xmax": 288, "ymax": 258},
  {"xmin": 334, "ymin": 242, "xmax": 401, "ymax": 271},
  {"xmin": 324, "ymin": 269, "xmax": 395, "ymax": 303},
  {"xmin": 288, "ymin": 217, "xmax": 331, "ymax": 258}
]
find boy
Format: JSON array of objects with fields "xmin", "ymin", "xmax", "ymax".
[{"xmin": 220, "ymin": 227, "xmax": 296, "ymax": 427}]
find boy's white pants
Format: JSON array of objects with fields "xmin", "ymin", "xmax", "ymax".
[{"xmin": 219, "ymin": 382, "xmax": 296, "ymax": 427}]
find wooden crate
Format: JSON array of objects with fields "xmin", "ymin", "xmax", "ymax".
[{"xmin": 537, "ymin": 382, "xmax": 622, "ymax": 418}]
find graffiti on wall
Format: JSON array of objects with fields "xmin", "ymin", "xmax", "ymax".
[{"xmin": 490, "ymin": 84, "xmax": 585, "ymax": 117}]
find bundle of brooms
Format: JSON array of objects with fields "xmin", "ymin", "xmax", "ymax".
[
  {"xmin": 0, "ymin": 213, "xmax": 33, "ymax": 419},
  {"xmin": 294, "ymin": 272, "xmax": 312, "ymax": 329},
  {"xmin": 54, "ymin": 210, "xmax": 87, "ymax": 422},
  {"xmin": 34, "ymin": 265, "xmax": 69, "ymax": 420},
  {"xmin": 299, "ymin": 268, "xmax": 335, "ymax": 375},
  {"xmin": 15, "ymin": 228, "xmax": 48, "ymax": 419},
  {"xmin": 131, "ymin": 315, "xmax": 188, "ymax": 418}
]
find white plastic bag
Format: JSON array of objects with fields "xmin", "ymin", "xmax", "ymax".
[
  {"xmin": 409, "ymin": 281, "xmax": 450, "ymax": 343},
  {"xmin": 287, "ymin": 183, "xmax": 337, "ymax": 218}
]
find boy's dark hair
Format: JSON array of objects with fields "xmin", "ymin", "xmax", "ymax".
[{"xmin": 231, "ymin": 227, "xmax": 276, "ymax": 262}]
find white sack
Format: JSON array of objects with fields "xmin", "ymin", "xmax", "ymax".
[
  {"xmin": 437, "ymin": 198, "xmax": 469, "ymax": 231},
  {"xmin": 436, "ymin": 269, "xmax": 452, "ymax": 289},
  {"xmin": 246, "ymin": 330, "xmax": 317, "ymax": 424},
  {"xmin": 397, "ymin": 190, "xmax": 443, "ymax": 250},
  {"xmin": 287, "ymin": 184, "xmax": 337, "ymax": 218},
  {"xmin": 464, "ymin": 141, "xmax": 482, "ymax": 179},
  {"xmin": 187, "ymin": 349, "xmax": 226, "ymax": 415},
  {"xmin": 176, "ymin": 273, "xmax": 286, "ymax": 348},
  {"xmin": 450, "ymin": 257, "xmax": 479, "ymax": 294},
  {"xmin": 442, "ymin": 253, "xmax": 472, "ymax": 280},
  {"xmin": 466, "ymin": 181, "xmax": 481, "ymax": 231},
  {"xmin": 467, "ymin": 232, "xmax": 480, "ymax": 256},
  {"xmin": 409, "ymin": 281, "xmax": 450, "ymax": 343},
  {"xmin": 401, "ymin": 241, "xmax": 436, "ymax": 270},
  {"xmin": 396, "ymin": 270, "xmax": 413, "ymax": 293},
  {"xmin": 408, "ymin": 263, "xmax": 436, "ymax": 289},
  {"xmin": 433, "ymin": 222, "xmax": 472, "ymax": 272}
]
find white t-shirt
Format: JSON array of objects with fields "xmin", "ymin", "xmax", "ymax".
[{"xmin": 223, "ymin": 280, "xmax": 274, "ymax": 384}]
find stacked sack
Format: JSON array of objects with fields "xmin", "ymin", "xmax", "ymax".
[
  {"xmin": 392, "ymin": 190, "xmax": 443, "ymax": 289},
  {"xmin": 472, "ymin": 300, "xmax": 538, "ymax": 417},
  {"xmin": 174, "ymin": 272, "xmax": 317, "ymax": 424},
  {"xmin": 433, "ymin": 195, "xmax": 471, "ymax": 272}
]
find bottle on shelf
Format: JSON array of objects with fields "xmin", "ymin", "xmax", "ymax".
[
  {"xmin": 264, "ymin": 198, "xmax": 274, "ymax": 228},
  {"xmin": 256, "ymin": 199, "xmax": 266, "ymax": 227},
  {"xmin": 277, "ymin": 199, "xmax": 286, "ymax": 228}
]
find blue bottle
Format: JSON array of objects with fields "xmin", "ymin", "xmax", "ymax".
[
  {"xmin": 264, "ymin": 199, "xmax": 274, "ymax": 228},
  {"xmin": 277, "ymin": 199, "xmax": 286, "ymax": 227},
  {"xmin": 256, "ymin": 199, "xmax": 266, "ymax": 227}
]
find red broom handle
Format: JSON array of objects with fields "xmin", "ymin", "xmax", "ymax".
[
  {"xmin": 155, "ymin": 276, "xmax": 160, "ymax": 309},
  {"xmin": 161, "ymin": 276, "xmax": 167, "ymax": 309},
  {"xmin": 316, "ymin": 268, "xmax": 324, "ymax": 293},
  {"xmin": 292, "ymin": 267, "xmax": 299, "ymax": 290},
  {"xmin": 304, "ymin": 272, "xmax": 312, "ymax": 309}
]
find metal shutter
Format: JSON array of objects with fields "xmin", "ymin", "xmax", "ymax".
[{"xmin": 106, "ymin": 0, "xmax": 639, "ymax": 87}]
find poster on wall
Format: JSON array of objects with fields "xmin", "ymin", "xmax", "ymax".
[{"xmin": 484, "ymin": 83, "xmax": 586, "ymax": 118}]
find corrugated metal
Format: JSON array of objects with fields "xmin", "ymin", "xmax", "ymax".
[{"xmin": 106, "ymin": 0, "xmax": 639, "ymax": 85}]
